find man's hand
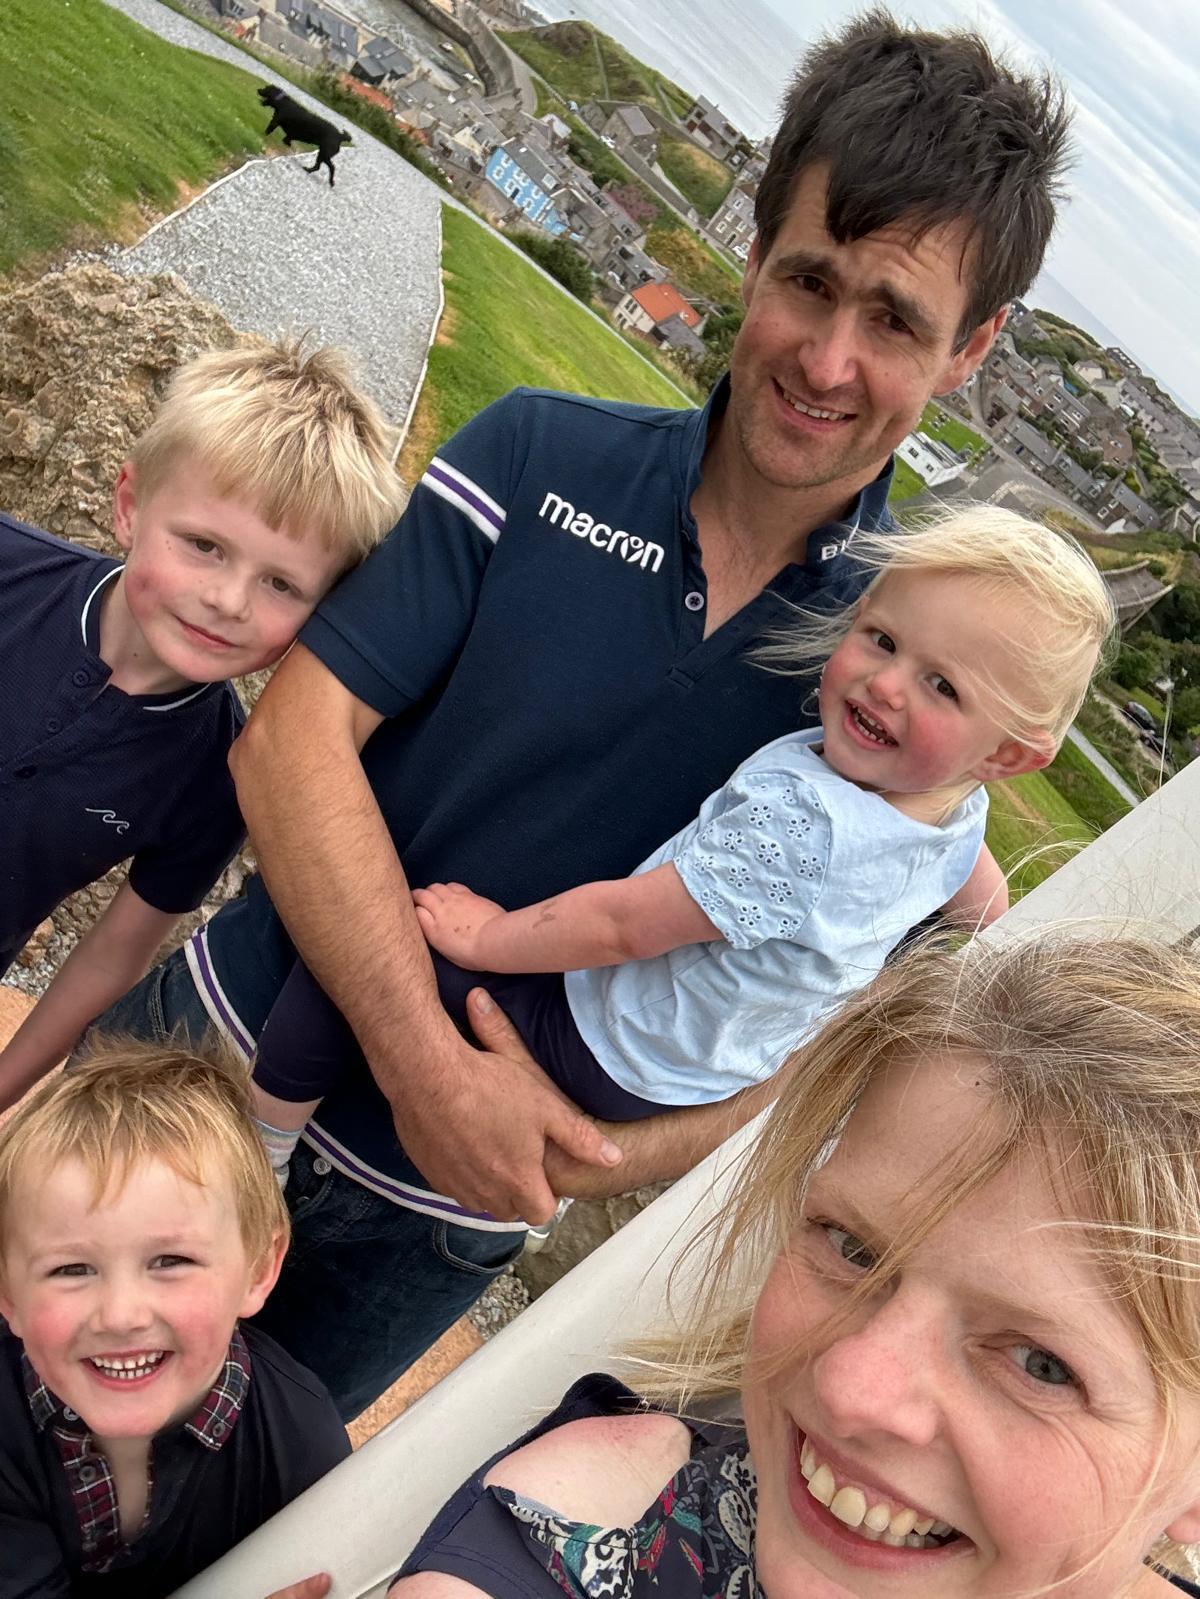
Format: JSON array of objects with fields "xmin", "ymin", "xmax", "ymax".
[
  {"xmin": 412, "ymin": 882, "xmax": 507, "ymax": 968},
  {"xmin": 388, "ymin": 988, "xmax": 622, "ymax": 1224}
]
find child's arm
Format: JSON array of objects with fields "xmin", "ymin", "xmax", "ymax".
[
  {"xmin": 0, "ymin": 881, "xmax": 178, "ymax": 1110},
  {"xmin": 939, "ymin": 841, "xmax": 1008, "ymax": 930},
  {"xmin": 412, "ymin": 864, "xmax": 721, "ymax": 974}
]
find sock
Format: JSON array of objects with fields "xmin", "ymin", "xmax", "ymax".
[{"xmin": 253, "ymin": 1117, "xmax": 303, "ymax": 1174}]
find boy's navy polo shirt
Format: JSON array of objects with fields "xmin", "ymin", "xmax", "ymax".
[
  {"xmin": 0, "ymin": 516, "xmax": 245, "ymax": 973},
  {"xmin": 194, "ymin": 380, "xmax": 896, "ymax": 1208},
  {"xmin": 0, "ymin": 1319, "xmax": 349, "ymax": 1597}
]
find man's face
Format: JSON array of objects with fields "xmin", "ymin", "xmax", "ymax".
[{"xmin": 727, "ymin": 166, "xmax": 1003, "ymax": 500}]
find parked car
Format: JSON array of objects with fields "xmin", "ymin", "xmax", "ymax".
[
  {"xmin": 1123, "ymin": 700, "xmax": 1158, "ymax": 733},
  {"xmin": 1138, "ymin": 730, "xmax": 1173, "ymax": 770}
]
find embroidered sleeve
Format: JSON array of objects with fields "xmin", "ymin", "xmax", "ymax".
[{"xmin": 673, "ymin": 769, "xmax": 832, "ymax": 950}]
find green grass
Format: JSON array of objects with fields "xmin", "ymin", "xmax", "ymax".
[
  {"xmin": 1076, "ymin": 696, "xmax": 1157, "ymax": 795},
  {"xmin": 919, "ymin": 402, "xmax": 985, "ymax": 458},
  {"xmin": 499, "ymin": 22, "xmax": 691, "ymax": 118},
  {"xmin": 656, "ymin": 132, "xmax": 732, "ymax": 218},
  {"xmin": 646, "ymin": 220, "xmax": 741, "ymax": 303},
  {"xmin": 0, "ymin": 0, "xmax": 269, "ymax": 275},
  {"xmin": 401, "ymin": 205, "xmax": 687, "ymax": 478},
  {"xmin": 984, "ymin": 769, "xmax": 1095, "ymax": 899},
  {"xmin": 888, "ymin": 458, "xmax": 925, "ymax": 503},
  {"xmin": 1041, "ymin": 735, "xmax": 1131, "ymax": 834}
]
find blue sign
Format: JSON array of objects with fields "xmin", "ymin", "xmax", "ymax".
[{"xmin": 485, "ymin": 148, "xmax": 567, "ymax": 235}]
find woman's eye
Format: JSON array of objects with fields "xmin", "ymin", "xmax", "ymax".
[
  {"xmin": 932, "ymin": 675, "xmax": 958, "ymax": 700},
  {"xmin": 824, "ymin": 1224, "xmax": 877, "ymax": 1271},
  {"xmin": 1009, "ymin": 1343, "xmax": 1076, "ymax": 1388}
]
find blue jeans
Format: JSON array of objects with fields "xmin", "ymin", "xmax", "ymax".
[{"xmin": 91, "ymin": 948, "xmax": 527, "ymax": 1420}]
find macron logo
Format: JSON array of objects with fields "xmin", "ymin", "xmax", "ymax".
[{"xmin": 539, "ymin": 492, "xmax": 665, "ymax": 574}]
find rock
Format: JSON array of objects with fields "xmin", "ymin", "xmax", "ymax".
[
  {"xmin": 513, "ymin": 1182, "xmax": 672, "ymax": 1300},
  {"xmin": 15, "ymin": 920, "xmax": 55, "ymax": 968}
]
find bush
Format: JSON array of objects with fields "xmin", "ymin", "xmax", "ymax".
[
  {"xmin": 509, "ymin": 231, "xmax": 595, "ymax": 302},
  {"xmin": 306, "ymin": 68, "xmax": 447, "ymax": 189}
]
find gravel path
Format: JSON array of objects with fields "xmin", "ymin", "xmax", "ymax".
[{"xmin": 98, "ymin": 0, "xmax": 444, "ymax": 430}]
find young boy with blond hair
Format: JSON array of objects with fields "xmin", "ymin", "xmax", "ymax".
[
  {"xmin": 0, "ymin": 339, "xmax": 403, "ymax": 1108},
  {"xmin": 0, "ymin": 1042, "xmax": 350, "ymax": 1595}
]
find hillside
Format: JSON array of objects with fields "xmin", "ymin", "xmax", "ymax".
[
  {"xmin": 0, "ymin": 0, "xmax": 268, "ymax": 276},
  {"xmin": 498, "ymin": 21, "xmax": 692, "ymax": 118}
]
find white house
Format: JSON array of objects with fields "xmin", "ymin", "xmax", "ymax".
[{"xmin": 896, "ymin": 431, "xmax": 966, "ymax": 488}]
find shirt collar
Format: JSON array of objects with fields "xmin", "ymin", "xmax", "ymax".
[
  {"xmin": 78, "ymin": 562, "xmax": 212, "ymax": 715},
  {"xmin": 22, "ymin": 1327, "xmax": 251, "ymax": 1453},
  {"xmin": 680, "ymin": 375, "xmax": 897, "ymax": 577}
]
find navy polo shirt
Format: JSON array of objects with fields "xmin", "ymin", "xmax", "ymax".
[
  {"xmin": 0, "ymin": 516, "xmax": 245, "ymax": 973},
  {"xmin": 195, "ymin": 380, "xmax": 896, "ymax": 1204},
  {"xmin": 0, "ymin": 1319, "xmax": 349, "ymax": 1598}
]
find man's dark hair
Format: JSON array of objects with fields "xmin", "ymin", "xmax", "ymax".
[{"xmin": 755, "ymin": 8, "xmax": 1073, "ymax": 344}]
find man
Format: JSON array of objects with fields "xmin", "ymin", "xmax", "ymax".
[{"xmin": 97, "ymin": 12, "xmax": 1071, "ymax": 1417}]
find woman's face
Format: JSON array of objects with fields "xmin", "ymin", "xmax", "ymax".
[{"xmin": 743, "ymin": 1052, "xmax": 1200, "ymax": 1599}]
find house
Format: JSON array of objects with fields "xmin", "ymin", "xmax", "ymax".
[
  {"xmin": 352, "ymin": 36, "xmax": 415, "ymax": 87},
  {"xmin": 258, "ymin": 9, "xmax": 326, "ymax": 67},
  {"xmin": 602, "ymin": 104, "xmax": 658, "ymax": 161},
  {"xmin": 654, "ymin": 312, "xmax": 707, "ymax": 360},
  {"xmin": 484, "ymin": 143, "xmax": 568, "ymax": 234},
  {"xmin": 1041, "ymin": 383, "xmax": 1090, "ymax": 433},
  {"xmin": 1093, "ymin": 479, "xmax": 1158, "ymax": 532},
  {"xmin": 995, "ymin": 414, "xmax": 1061, "ymax": 472},
  {"xmin": 603, "ymin": 241, "xmax": 666, "ymax": 294},
  {"xmin": 1079, "ymin": 398, "xmax": 1134, "ymax": 467},
  {"xmin": 216, "ymin": 0, "xmax": 258, "ymax": 34},
  {"xmin": 708, "ymin": 182, "xmax": 755, "ymax": 258},
  {"xmin": 1005, "ymin": 299, "xmax": 1044, "ymax": 339},
  {"xmin": 538, "ymin": 112, "xmax": 571, "ymax": 151},
  {"xmin": 613, "ymin": 281, "xmax": 702, "ymax": 339},
  {"xmin": 1105, "ymin": 345, "xmax": 1141, "ymax": 379},
  {"xmin": 896, "ymin": 432, "xmax": 966, "ymax": 488},
  {"xmin": 682, "ymin": 96, "xmax": 751, "ymax": 168},
  {"xmin": 1075, "ymin": 359, "xmax": 1106, "ymax": 385}
]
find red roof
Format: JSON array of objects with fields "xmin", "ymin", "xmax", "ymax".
[
  {"xmin": 630, "ymin": 282, "xmax": 701, "ymax": 328},
  {"xmin": 338, "ymin": 73, "xmax": 393, "ymax": 112}
]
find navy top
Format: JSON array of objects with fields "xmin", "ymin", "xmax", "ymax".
[
  {"xmin": 197, "ymin": 381, "xmax": 896, "ymax": 1206},
  {"xmin": 0, "ymin": 1319, "xmax": 349, "ymax": 1598},
  {"xmin": 400, "ymin": 1373, "xmax": 1200, "ymax": 1599},
  {"xmin": 0, "ymin": 516, "xmax": 245, "ymax": 973}
]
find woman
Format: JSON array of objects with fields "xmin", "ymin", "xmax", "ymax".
[{"xmin": 388, "ymin": 932, "xmax": 1200, "ymax": 1598}]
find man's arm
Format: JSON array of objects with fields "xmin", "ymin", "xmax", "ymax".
[
  {"xmin": 939, "ymin": 840, "xmax": 1008, "ymax": 931},
  {"xmin": 0, "ymin": 882, "xmax": 178, "ymax": 1111},
  {"xmin": 231, "ymin": 645, "xmax": 620, "ymax": 1225},
  {"xmin": 463, "ymin": 987, "xmax": 778, "ymax": 1200},
  {"xmin": 413, "ymin": 865, "xmax": 719, "ymax": 974}
]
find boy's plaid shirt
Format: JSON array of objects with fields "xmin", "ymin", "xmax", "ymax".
[{"xmin": 22, "ymin": 1328, "xmax": 251, "ymax": 1572}]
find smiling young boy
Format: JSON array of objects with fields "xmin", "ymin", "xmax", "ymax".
[
  {"xmin": 0, "ymin": 340, "xmax": 403, "ymax": 1108},
  {"xmin": 0, "ymin": 1041, "xmax": 350, "ymax": 1596}
]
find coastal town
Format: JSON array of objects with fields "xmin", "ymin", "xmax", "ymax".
[{"xmin": 193, "ymin": 0, "xmax": 1200, "ymax": 552}]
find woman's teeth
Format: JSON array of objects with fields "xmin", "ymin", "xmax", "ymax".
[
  {"xmin": 89, "ymin": 1351, "xmax": 167, "ymax": 1380},
  {"xmin": 800, "ymin": 1439, "xmax": 957, "ymax": 1548}
]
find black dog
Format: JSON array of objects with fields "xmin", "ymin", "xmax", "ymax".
[{"xmin": 258, "ymin": 85, "xmax": 351, "ymax": 188}]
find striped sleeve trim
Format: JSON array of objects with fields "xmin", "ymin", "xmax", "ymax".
[{"xmin": 420, "ymin": 457, "xmax": 506, "ymax": 544}]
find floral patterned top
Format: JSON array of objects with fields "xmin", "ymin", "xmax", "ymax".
[{"xmin": 400, "ymin": 1373, "xmax": 759, "ymax": 1599}]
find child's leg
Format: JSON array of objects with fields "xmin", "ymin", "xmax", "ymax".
[{"xmin": 251, "ymin": 960, "xmax": 364, "ymax": 1173}]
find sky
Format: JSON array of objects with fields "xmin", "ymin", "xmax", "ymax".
[{"xmin": 758, "ymin": 0, "xmax": 1200, "ymax": 417}]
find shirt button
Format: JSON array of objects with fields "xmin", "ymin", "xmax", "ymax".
[
  {"xmin": 79, "ymin": 1464, "xmax": 96, "ymax": 1483},
  {"xmin": 312, "ymin": 1157, "xmax": 331, "ymax": 1176},
  {"xmin": 72, "ymin": 670, "xmax": 90, "ymax": 687},
  {"xmin": 684, "ymin": 590, "xmax": 705, "ymax": 612},
  {"xmin": 46, "ymin": 719, "xmax": 62, "ymax": 734},
  {"xmin": 63, "ymin": 1407, "xmax": 78, "ymax": 1422},
  {"xmin": 212, "ymin": 1419, "xmax": 226, "ymax": 1438},
  {"xmin": 14, "ymin": 765, "xmax": 38, "ymax": 779}
]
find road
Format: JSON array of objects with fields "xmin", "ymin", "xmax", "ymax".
[{"xmin": 1063, "ymin": 726, "xmax": 1141, "ymax": 808}]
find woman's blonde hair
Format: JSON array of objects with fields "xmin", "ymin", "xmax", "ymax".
[
  {"xmin": 129, "ymin": 337, "xmax": 405, "ymax": 566},
  {"xmin": 761, "ymin": 504, "xmax": 1116, "ymax": 751},
  {"xmin": 644, "ymin": 932, "xmax": 1200, "ymax": 1577},
  {"xmin": 0, "ymin": 1039, "xmax": 288, "ymax": 1271}
]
